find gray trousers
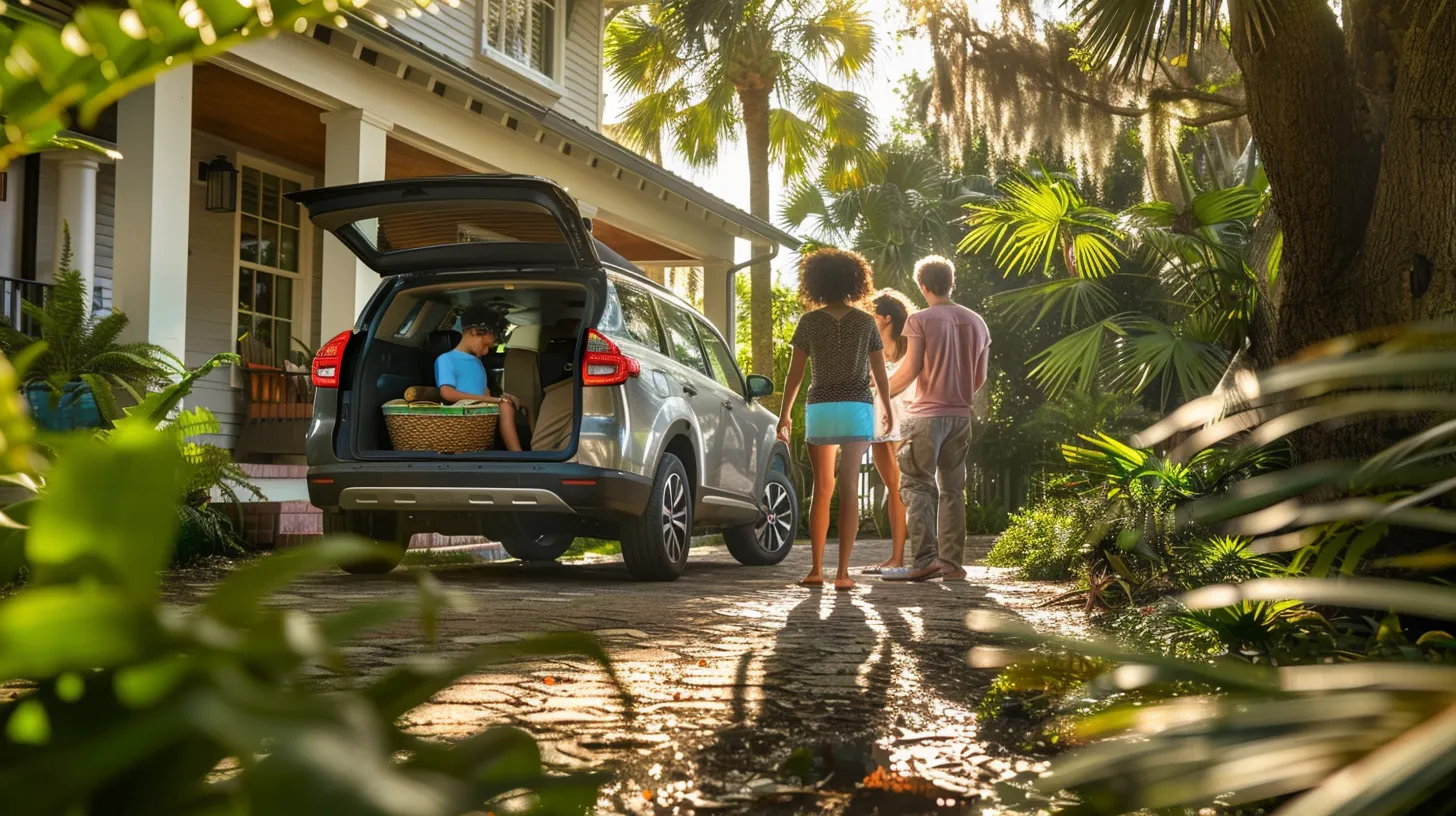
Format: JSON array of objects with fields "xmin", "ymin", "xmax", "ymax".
[{"xmin": 897, "ymin": 415, "xmax": 971, "ymax": 570}]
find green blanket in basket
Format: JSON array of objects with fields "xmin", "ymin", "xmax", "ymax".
[{"xmin": 381, "ymin": 399, "xmax": 500, "ymax": 416}]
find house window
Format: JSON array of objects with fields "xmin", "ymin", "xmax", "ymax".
[
  {"xmin": 237, "ymin": 164, "xmax": 304, "ymax": 368},
  {"xmin": 482, "ymin": 0, "xmax": 559, "ymax": 79}
]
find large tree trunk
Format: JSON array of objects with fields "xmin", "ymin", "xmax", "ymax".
[
  {"xmin": 1229, "ymin": 0, "xmax": 1386, "ymax": 362},
  {"xmin": 1229, "ymin": 0, "xmax": 1456, "ymax": 461},
  {"xmin": 739, "ymin": 85, "xmax": 775, "ymax": 377}
]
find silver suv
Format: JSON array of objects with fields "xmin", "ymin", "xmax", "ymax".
[{"xmin": 291, "ymin": 176, "xmax": 797, "ymax": 580}]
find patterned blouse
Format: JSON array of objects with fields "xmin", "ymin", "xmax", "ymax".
[{"xmin": 789, "ymin": 308, "xmax": 883, "ymax": 405}]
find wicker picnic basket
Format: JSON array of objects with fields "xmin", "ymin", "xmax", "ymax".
[{"xmin": 382, "ymin": 399, "xmax": 499, "ymax": 453}]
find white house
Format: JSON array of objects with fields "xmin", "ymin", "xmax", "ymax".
[{"xmin": 0, "ymin": 1, "xmax": 796, "ymax": 544}]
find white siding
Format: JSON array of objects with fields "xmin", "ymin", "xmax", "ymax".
[
  {"xmin": 559, "ymin": 0, "xmax": 602, "ymax": 127},
  {"xmin": 94, "ymin": 164, "xmax": 115, "ymax": 313},
  {"xmin": 389, "ymin": 4, "xmax": 476, "ymax": 66},
  {"xmin": 387, "ymin": 0, "xmax": 603, "ymax": 129},
  {"xmin": 187, "ymin": 132, "xmax": 246, "ymax": 447}
]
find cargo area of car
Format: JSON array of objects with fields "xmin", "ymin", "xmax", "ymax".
[{"xmin": 341, "ymin": 276, "xmax": 592, "ymax": 460}]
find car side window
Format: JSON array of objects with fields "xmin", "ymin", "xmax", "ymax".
[
  {"xmin": 656, "ymin": 299, "xmax": 710, "ymax": 376},
  {"xmin": 607, "ymin": 281, "xmax": 665, "ymax": 353},
  {"xmin": 697, "ymin": 317, "xmax": 744, "ymax": 394}
]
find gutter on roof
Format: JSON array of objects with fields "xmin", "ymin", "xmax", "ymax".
[{"xmin": 343, "ymin": 14, "xmax": 800, "ymax": 250}]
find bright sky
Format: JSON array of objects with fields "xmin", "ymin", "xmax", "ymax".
[{"xmin": 601, "ymin": 0, "xmax": 937, "ymax": 275}]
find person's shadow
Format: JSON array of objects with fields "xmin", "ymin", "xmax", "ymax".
[{"xmin": 698, "ymin": 591, "xmax": 892, "ymax": 797}]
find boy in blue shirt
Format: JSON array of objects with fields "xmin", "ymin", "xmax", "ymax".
[{"xmin": 435, "ymin": 305, "xmax": 525, "ymax": 451}]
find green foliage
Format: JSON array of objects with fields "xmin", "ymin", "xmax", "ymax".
[
  {"xmin": 0, "ymin": 227, "xmax": 181, "ymax": 421},
  {"xmin": 0, "ymin": 0, "xmax": 410, "ymax": 167},
  {"xmin": 965, "ymin": 149, "xmax": 1271, "ymax": 407},
  {"xmin": 173, "ymin": 503, "xmax": 245, "ymax": 567},
  {"xmin": 965, "ymin": 499, "xmax": 1009, "ymax": 535},
  {"xmin": 986, "ymin": 498, "xmax": 1094, "ymax": 580},
  {"xmin": 0, "ymin": 350, "xmax": 619, "ymax": 814},
  {"xmin": 971, "ymin": 321, "xmax": 1456, "ymax": 815},
  {"xmin": 780, "ymin": 141, "xmax": 990, "ymax": 291}
]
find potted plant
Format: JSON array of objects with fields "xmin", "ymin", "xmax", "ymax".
[{"xmin": 0, "ymin": 224, "xmax": 181, "ymax": 430}]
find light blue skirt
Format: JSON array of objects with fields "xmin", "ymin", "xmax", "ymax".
[{"xmin": 805, "ymin": 401, "xmax": 875, "ymax": 445}]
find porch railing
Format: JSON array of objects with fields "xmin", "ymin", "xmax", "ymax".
[{"xmin": 0, "ymin": 275, "xmax": 53, "ymax": 338}]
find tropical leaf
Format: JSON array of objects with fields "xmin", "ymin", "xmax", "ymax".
[{"xmin": 1027, "ymin": 317, "xmax": 1130, "ymax": 397}]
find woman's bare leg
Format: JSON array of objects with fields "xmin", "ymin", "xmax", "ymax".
[
  {"xmin": 834, "ymin": 441, "xmax": 869, "ymax": 590},
  {"xmin": 497, "ymin": 401, "xmax": 522, "ymax": 451},
  {"xmin": 803, "ymin": 443, "xmax": 838, "ymax": 586},
  {"xmin": 871, "ymin": 440, "xmax": 906, "ymax": 568}
]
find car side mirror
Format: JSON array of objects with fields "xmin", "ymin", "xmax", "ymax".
[{"xmin": 745, "ymin": 374, "xmax": 774, "ymax": 400}]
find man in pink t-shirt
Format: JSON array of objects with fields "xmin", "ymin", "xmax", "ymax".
[{"xmin": 881, "ymin": 256, "xmax": 991, "ymax": 582}]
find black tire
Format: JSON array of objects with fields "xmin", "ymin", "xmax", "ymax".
[
  {"xmin": 724, "ymin": 468, "xmax": 797, "ymax": 566},
  {"xmin": 324, "ymin": 511, "xmax": 409, "ymax": 574},
  {"xmin": 499, "ymin": 532, "xmax": 575, "ymax": 562},
  {"xmin": 619, "ymin": 453, "xmax": 692, "ymax": 581}
]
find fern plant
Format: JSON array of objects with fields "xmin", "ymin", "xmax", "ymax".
[{"xmin": 0, "ymin": 224, "xmax": 181, "ymax": 421}]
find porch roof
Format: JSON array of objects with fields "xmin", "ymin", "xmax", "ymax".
[{"xmin": 345, "ymin": 14, "xmax": 801, "ymax": 252}]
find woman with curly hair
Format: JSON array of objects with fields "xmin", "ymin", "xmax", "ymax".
[
  {"xmin": 863, "ymin": 289, "xmax": 917, "ymax": 573},
  {"xmin": 777, "ymin": 248, "xmax": 893, "ymax": 590}
]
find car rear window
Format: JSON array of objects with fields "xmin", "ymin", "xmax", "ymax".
[{"xmin": 350, "ymin": 201, "xmax": 566, "ymax": 252}]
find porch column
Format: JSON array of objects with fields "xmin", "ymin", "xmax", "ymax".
[
  {"xmin": 54, "ymin": 156, "xmax": 99, "ymax": 309},
  {"xmin": 702, "ymin": 260, "xmax": 734, "ymax": 346},
  {"xmin": 113, "ymin": 64, "xmax": 193, "ymax": 359},
  {"xmin": 320, "ymin": 108, "xmax": 392, "ymax": 337}
]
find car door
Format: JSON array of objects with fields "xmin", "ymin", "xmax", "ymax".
[
  {"xmin": 694, "ymin": 314, "xmax": 759, "ymax": 499},
  {"xmin": 653, "ymin": 297, "xmax": 737, "ymax": 514}
]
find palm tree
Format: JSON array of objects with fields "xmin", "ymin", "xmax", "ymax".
[
  {"xmin": 780, "ymin": 141, "xmax": 988, "ymax": 292},
  {"xmin": 605, "ymin": 0, "xmax": 877, "ymax": 376},
  {"xmin": 965, "ymin": 150, "xmax": 1269, "ymax": 408}
]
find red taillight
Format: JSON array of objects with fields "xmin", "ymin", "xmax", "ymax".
[
  {"xmin": 312, "ymin": 329, "xmax": 353, "ymax": 389},
  {"xmin": 581, "ymin": 328, "xmax": 640, "ymax": 387}
]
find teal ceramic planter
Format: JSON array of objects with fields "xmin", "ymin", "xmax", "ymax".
[{"xmin": 24, "ymin": 382, "xmax": 104, "ymax": 431}]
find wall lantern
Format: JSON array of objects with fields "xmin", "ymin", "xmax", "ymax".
[
  {"xmin": 198, "ymin": 155, "xmax": 238, "ymax": 213},
  {"xmin": 0, "ymin": 169, "xmax": 7, "ymax": 203}
]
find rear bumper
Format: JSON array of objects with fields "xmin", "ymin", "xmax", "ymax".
[{"xmin": 306, "ymin": 462, "xmax": 652, "ymax": 519}]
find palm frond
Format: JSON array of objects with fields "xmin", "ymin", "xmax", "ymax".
[
  {"xmin": 789, "ymin": 0, "xmax": 876, "ymax": 79},
  {"xmin": 768, "ymin": 107, "xmax": 824, "ymax": 183},
  {"xmin": 672, "ymin": 81, "xmax": 739, "ymax": 168},
  {"xmin": 1028, "ymin": 317, "xmax": 1131, "ymax": 397},
  {"xmin": 1072, "ymin": 0, "xmax": 1279, "ymax": 78},
  {"xmin": 993, "ymin": 277, "xmax": 1120, "ymax": 328},
  {"xmin": 604, "ymin": 7, "xmax": 685, "ymax": 94}
]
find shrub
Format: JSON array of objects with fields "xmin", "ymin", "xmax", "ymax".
[{"xmin": 986, "ymin": 498, "xmax": 1089, "ymax": 580}]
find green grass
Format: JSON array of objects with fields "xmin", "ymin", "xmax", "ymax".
[{"xmin": 401, "ymin": 548, "xmax": 480, "ymax": 568}]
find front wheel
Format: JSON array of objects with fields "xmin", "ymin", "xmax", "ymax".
[
  {"xmin": 619, "ymin": 454, "xmax": 692, "ymax": 581},
  {"xmin": 324, "ymin": 511, "xmax": 409, "ymax": 574},
  {"xmin": 724, "ymin": 469, "xmax": 797, "ymax": 566},
  {"xmin": 499, "ymin": 532, "xmax": 575, "ymax": 562}
]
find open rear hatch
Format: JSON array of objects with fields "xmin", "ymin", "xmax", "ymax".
[
  {"xmin": 290, "ymin": 175, "xmax": 612, "ymax": 462},
  {"xmin": 288, "ymin": 174, "xmax": 602, "ymax": 275}
]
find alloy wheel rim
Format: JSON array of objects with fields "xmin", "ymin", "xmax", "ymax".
[
  {"xmin": 755, "ymin": 480, "xmax": 792, "ymax": 553},
  {"xmin": 661, "ymin": 471, "xmax": 689, "ymax": 562}
]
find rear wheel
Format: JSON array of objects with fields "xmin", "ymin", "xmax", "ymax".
[
  {"xmin": 324, "ymin": 511, "xmax": 409, "ymax": 574},
  {"xmin": 619, "ymin": 454, "xmax": 692, "ymax": 581},
  {"xmin": 725, "ymin": 469, "xmax": 797, "ymax": 566},
  {"xmin": 499, "ymin": 532, "xmax": 575, "ymax": 562}
]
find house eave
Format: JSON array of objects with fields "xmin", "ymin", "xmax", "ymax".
[{"xmin": 344, "ymin": 13, "xmax": 801, "ymax": 251}]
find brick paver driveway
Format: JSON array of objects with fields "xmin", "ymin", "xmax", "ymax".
[{"xmin": 209, "ymin": 538, "xmax": 1079, "ymax": 814}]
